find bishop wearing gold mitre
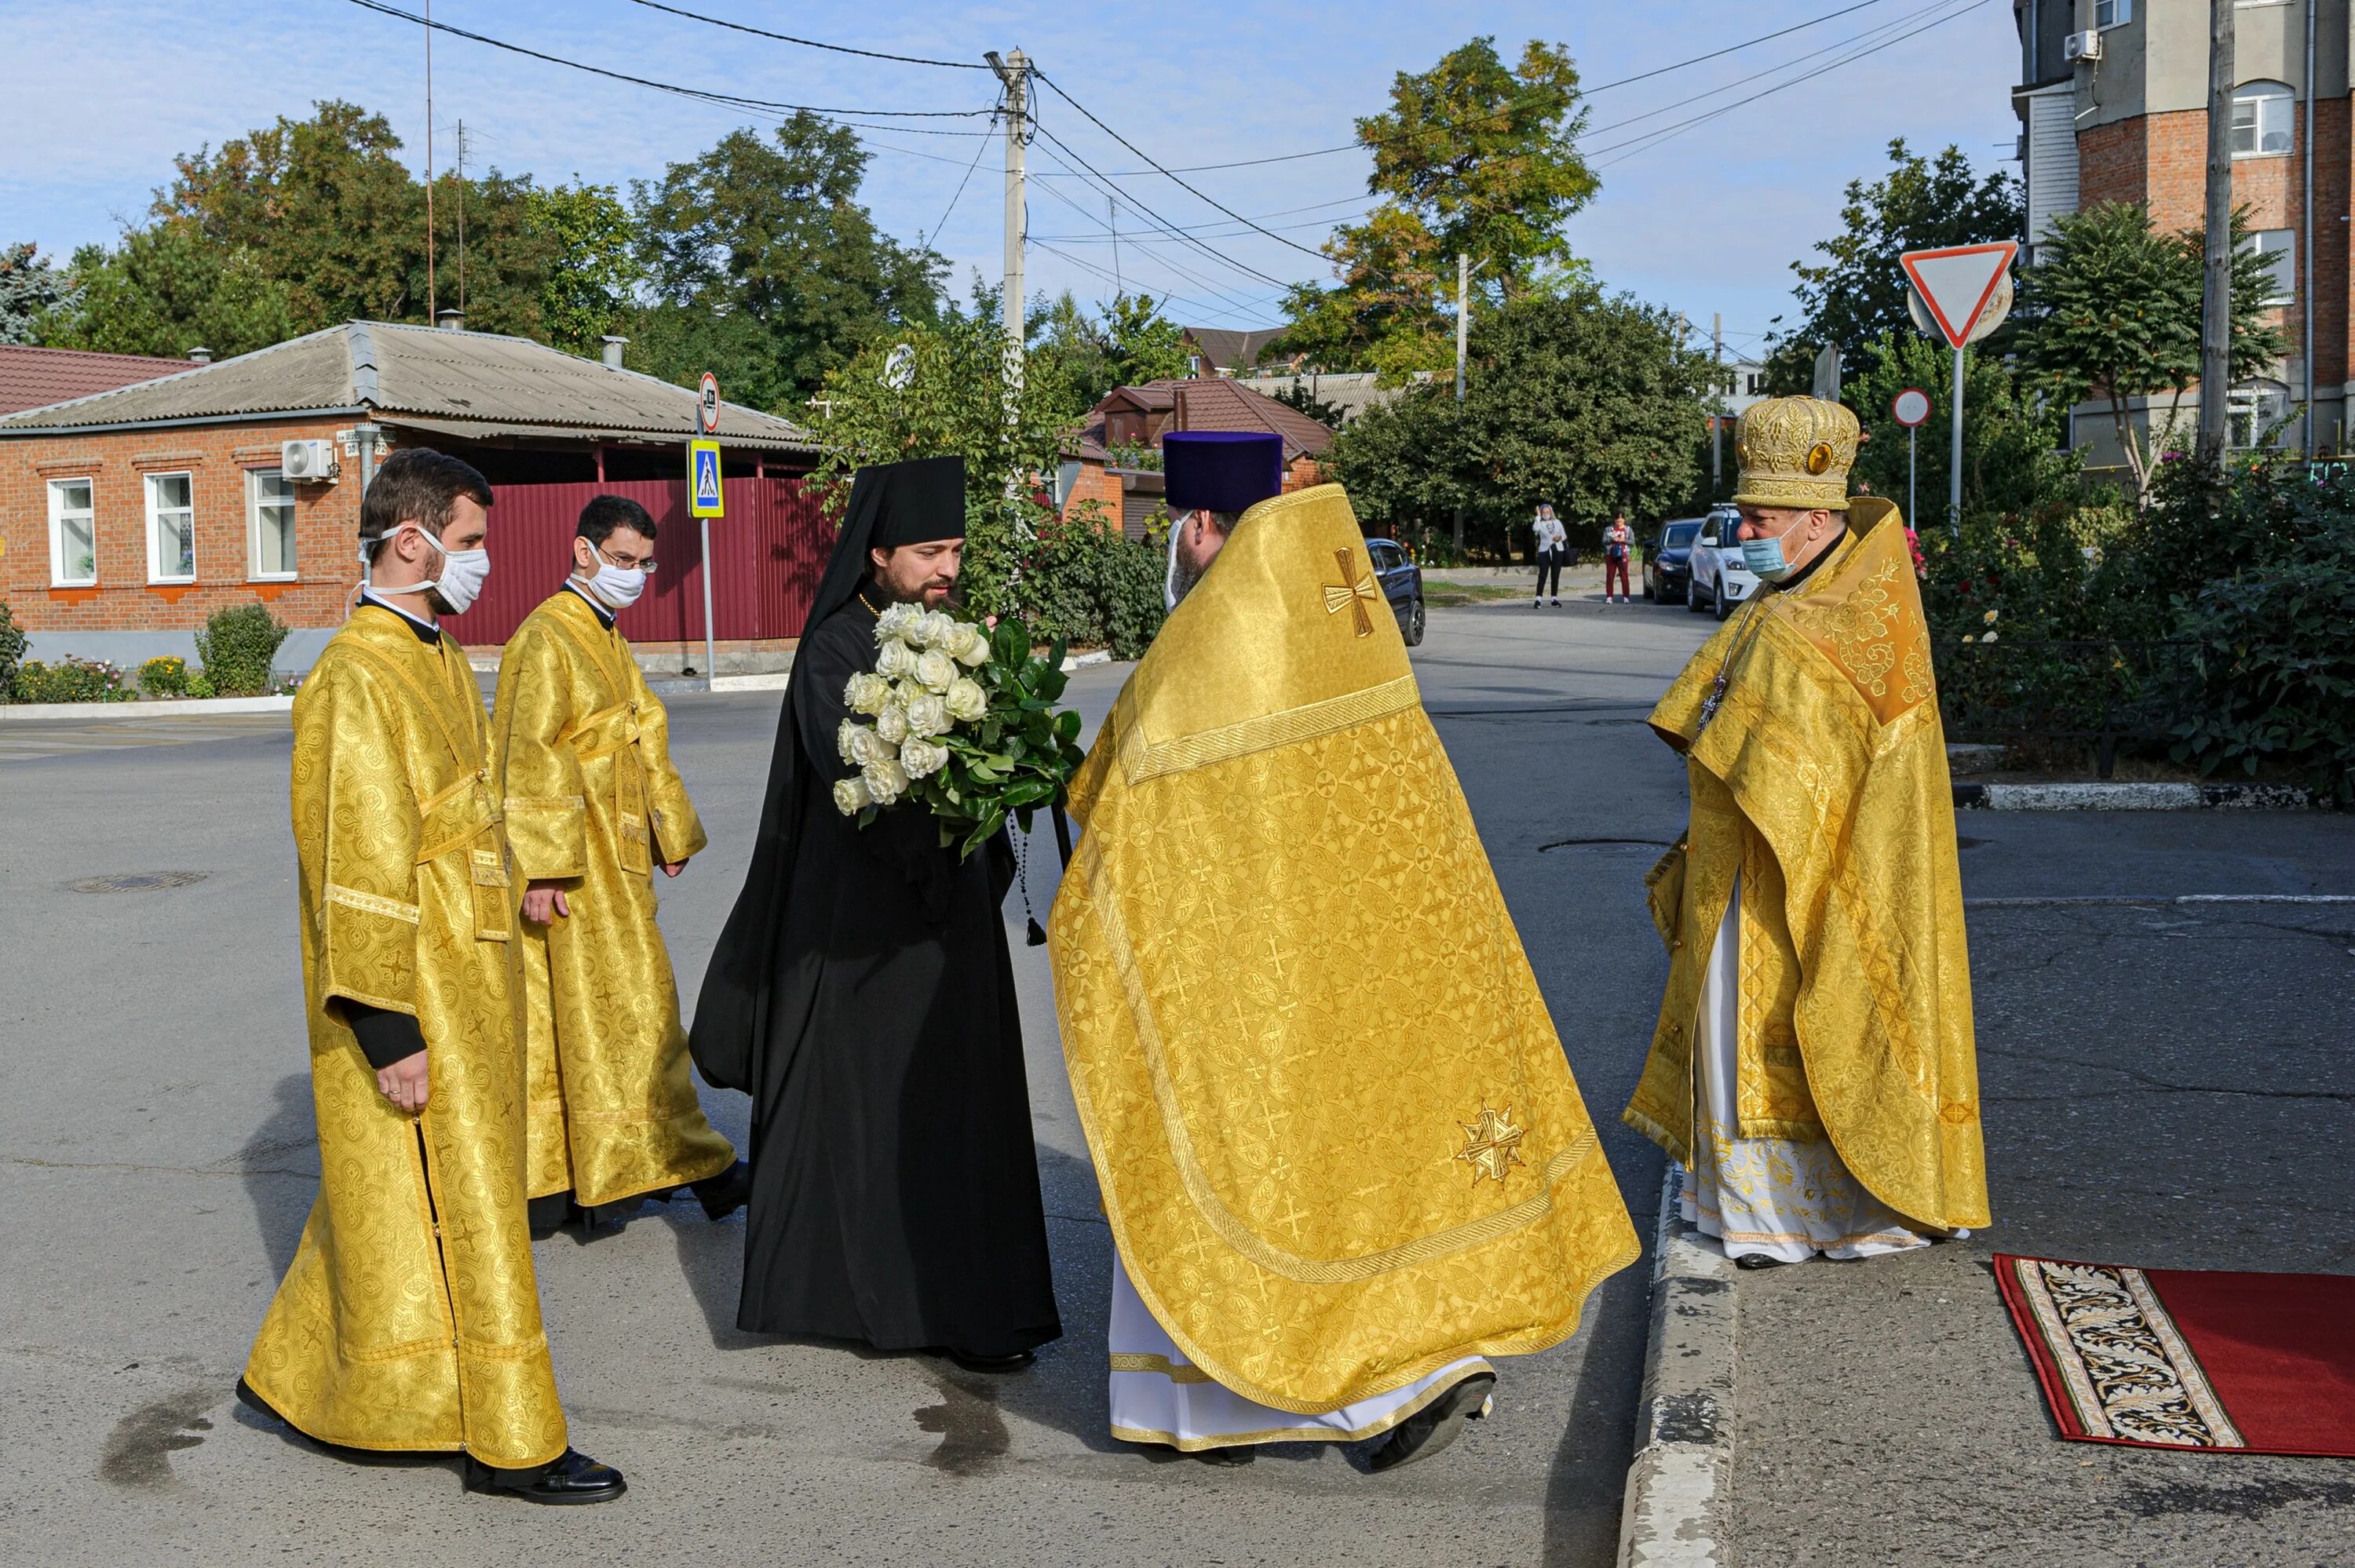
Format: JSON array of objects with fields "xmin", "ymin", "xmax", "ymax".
[
  {"xmin": 1623, "ymin": 396, "xmax": 1991, "ymax": 1268},
  {"xmin": 491, "ymin": 494, "xmax": 745, "ymax": 1235},
  {"xmin": 1050, "ymin": 432, "xmax": 1639, "ymax": 1469},
  {"xmin": 238, "ymin": 449, "xmax": 624, "ymax": 1504}
]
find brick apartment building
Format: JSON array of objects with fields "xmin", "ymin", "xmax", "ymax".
[
  {"xmin": 2014, "ymin": 0, "xmax": 2351, "ymax": 464},
  {"xmin": 1057, "ymin": 376, "xmax": 1336, "ymax": 538},
  {"xmin": 0, "ymin": 320, "xmax": 820, "ymax": 676}
]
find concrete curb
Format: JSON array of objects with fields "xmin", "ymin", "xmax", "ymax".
[
  {"xmin": 1616, "ymin": 1165, "xmax": 1736, "ymax": 1568},
  {"xmin": 1954, "ymin": 780, "xmax": 2313, "ymax": 811},
  {"xmin": 0, "ymin": 693, "xmax": 294, "ymax": 722},
  {"xmin": 1061, "ymin": 649, "xmax": 1112, "ymax": 672}
]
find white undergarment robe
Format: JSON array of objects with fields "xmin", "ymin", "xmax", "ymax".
[
  {"xmin": 1105, "ymin": 1254, "xmax": 1491, "ymax": 1451},
  {"xmin": 1680, "ymin": 873, "xmax": 1948, "ymax": 1264}
]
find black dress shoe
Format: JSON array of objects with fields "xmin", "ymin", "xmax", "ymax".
[
  {"xmin": 1367, "ymin": 1372, "xmax": 1495, "ymax": 1474},
  {"xmin": 1734, "ymin": 1251, "xmax": 1791, "ymax": 1271},
  {"xmin": 947, "ymin": 1349, "xmax": 1035, "ymax": 1374},
  {"xmin": 463, "ymin": 1447, "xmax": 626, "ymax": 1505},
  {"xmin": 528, "ymin": 1192, "xmax": 572, "ymax": 1240},
  {"xmin": 235, "ymin": 1377, "xmax": 283, "ymax": 1424},
  {"xmin": 691, "ymin": 1159, "xmax": 751, "ymax": 1221},
  {"xmin": 1191, "ymin": 1444, "xmax": 1256, "ymax": 1466}
]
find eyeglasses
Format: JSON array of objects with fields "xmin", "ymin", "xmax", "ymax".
[{"xmin": 593, "ymin": 544, "xmax": 657, "ymax": 574}]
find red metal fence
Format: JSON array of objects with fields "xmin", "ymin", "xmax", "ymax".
[{"xmin": 440, "ymin": 477, "xmax": 831, "ymax": 647}]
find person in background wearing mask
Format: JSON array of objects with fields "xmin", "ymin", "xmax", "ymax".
[
  {"xmin": 1601, "ymin": 511, "xmax": 1635, "ymax": 604},
  {"xmin": 239, "ymin": 448, "xmax": 627, "ymax": 1504},
  {"xmin": 492, "ymin": 494, "xmax": 747, "ymax": 1238},
  {"xmin": 1623, "ymin": 396, "xmax": 1987, "ymax": 1273},
  {"xmin": 1532, "ymin": 503, "xmax": 1568, "ymax": 607}
]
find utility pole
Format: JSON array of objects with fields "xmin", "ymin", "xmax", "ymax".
[
  {"xmin": 1711, "ymin": 312, "xmax": 1724, "ymax": 494},
  {"xmin": 454, "ymin": 119, "xmax": 468, "ymax": 315},
  {"xmin": 987, "ymin": 50, "xmax": 1030, "ymax": 384},
  {"xmin": 1453, "ymin": 251, "xmax": 1469, "ymax": 556},
  {"xmin": 2198, "ymin": 0, "xmax": 2236, "ymax": 460},
  {"xmin": 423, "ymin": 0, "xmax": 435, "ymax": 323}
]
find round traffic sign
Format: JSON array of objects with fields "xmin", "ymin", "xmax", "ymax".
[
  {"xmin": 1891, "ymin": 388, "xmax": 1933, "ymax": 428},
  {"xmin": 698, "ymin": 371, "xmax": 721, "ymax": 434}
]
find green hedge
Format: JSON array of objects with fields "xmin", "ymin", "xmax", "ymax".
[
  {"xmin": 195, "ymin": 603, "xmax": 290, "ymax": 695},
  {"xmin": 0, "ymin": 600, "xmax": 25, "ymax": 701},
  {"xmin": 13, "ymin": 656, "xmax": 133, "ymax": 703}
]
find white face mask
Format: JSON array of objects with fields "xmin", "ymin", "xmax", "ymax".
[
  {"xmin": 381, "ymin": 523, "xmax": 490, "ymax": 614},
  {"xmin": 586, "ymin": 558, "xmax": 648, "ymax": 609}
]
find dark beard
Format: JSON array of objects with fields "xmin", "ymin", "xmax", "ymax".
[
  {"xmin": 1169, "ymin": 552, "xmax": 1207, "ymax": 605},
  {"xmin": 426, "ymin": 589, "xmax": 458, "ymax": 617}
]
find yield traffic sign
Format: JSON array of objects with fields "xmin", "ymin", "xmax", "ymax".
[{"xmin": 1900, "ymin": 242, "xmax": 2018, "ymax": 350}]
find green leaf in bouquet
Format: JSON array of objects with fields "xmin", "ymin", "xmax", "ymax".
[
  {"xmin": 1002, "ymin": 779, "xmax": 1054, "ymax": 809},
  {"xmin": 1055, "ymin": 709, "xmax": 1083, "ymax": 741}
]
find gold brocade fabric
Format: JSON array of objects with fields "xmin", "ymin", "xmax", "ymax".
[
  {"xmin": 492, "ymin": 589, "xmax": 732, "ymax": 1207},
  {"xmin": 1050, "ymin": 483, "xmax": 1640, "ymax": 1415},
  {"xmin": 1624, "ymin": 500, "xmax": 1991, "ymax": 1231},
  {"xmin": 245, "ymin": 606, "xmax": 568, "ymax": 1470}
]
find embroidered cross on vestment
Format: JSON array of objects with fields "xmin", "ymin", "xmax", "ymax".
[{"xmin": 1322, "ymin": 548, "xmax": 1380, "ymax": 637}]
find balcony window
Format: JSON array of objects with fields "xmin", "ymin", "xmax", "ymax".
[
  {"xmin": 48, "ymin": 477, "xmax": 96, "ymax": 586},
  {"xmin": 146, "ymin": 471, "xmax": 195, "ymax": 583},
  {"xmin": 248, "ymin": 468, "xmax": 298, "ymax": 579},
  {"xmin": 2231, "ymin": 82, "xmax": 2295, "ymax": 157}
]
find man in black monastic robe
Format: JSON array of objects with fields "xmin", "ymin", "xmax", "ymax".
[{"xmin": 691, "ymin": 455, "xmax": 1061, "ymax": 1371}]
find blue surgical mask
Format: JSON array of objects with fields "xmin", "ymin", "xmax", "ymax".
[{"xmin": 1740, "ymin": 535, "xmax": 1792, "ymax": 582}]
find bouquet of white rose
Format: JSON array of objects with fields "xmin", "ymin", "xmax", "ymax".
[{"xmin": 832, "ymin": 603, "xmax": 1087, "ymax": 860}]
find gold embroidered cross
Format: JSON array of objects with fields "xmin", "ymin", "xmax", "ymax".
[
  {"xmin": 1455, "ymin": 1103, "xmax": 1528, "ymax": 1187},
  {"xmin": 1321, "ymin": 547, "xmax": 1380, "ymax": 637}
]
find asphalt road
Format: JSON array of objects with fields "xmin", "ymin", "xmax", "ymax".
[
  {"xmin": 0, "ymin": 593, "xmax": 1703, "ymax": 1568},
  {"xmin": 7, "ymin": 589, "xmax": 2350, "ymax": 1566}
]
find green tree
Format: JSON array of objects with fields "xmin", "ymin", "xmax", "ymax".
[
  {"xmin": 0, "ymin": 243, "xmax": 72, "ymax": 345},
  {"xmin": 524, "ymin": 182, "xmax": 641, "ymax": 355},
  {"xmin": 1762, "ymin": 140, "xmax": 2022, "ymax": 393},
  {"xmin": 1282, "ymin": 38, "xmax": 1594, "ymax": 378},
  {"xmin": 1024, "ymin": 288, "xmax": 1188, "ymax": 417},
  {"xmin": 1334, "ymin": 286, "xmax": 1711, "ymax": 557},
  {"xmin": 40, "ymin": 229, "xmax": 295, "ymax": 357},
  {"xmin": 2016, "ymin": 201, "xmax": 2286, "ymax": 498},
  {"xmin": 1100, "ymin": 291, "xmax": 1191, "ymax": 388},
  {"xmin": 1849, "ymin": 331, "xmax": 2072, "ymax": 530},
  {"xmin": 630, "ymin": 118, "xmax": 944, "ymax": 411}
]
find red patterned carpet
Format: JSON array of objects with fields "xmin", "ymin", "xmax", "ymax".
[{"xmin": 1996, "ymin": 1255, "xmax": 2355, "ymax": 1457}]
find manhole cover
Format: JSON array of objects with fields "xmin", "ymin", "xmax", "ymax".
[{"xmin": 68, "ymin": 871, "xmax": 209, "ymax": 894}]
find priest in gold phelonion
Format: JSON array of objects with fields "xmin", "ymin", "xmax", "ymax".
[
  {"xmin": 237, "ymin": 449, "xmax": 625, "ymax": 1504},
  {"xmin": 1623, "ymin": 396, "xmax": 1991, "ymax": 1268},
  {"xmin": 491, "ymin": 494, "xmax": 746, "ymax": 1236},
  {"xmin": 1050, "ymin": 432, "xmax": 1640, "ymax": 1470}
]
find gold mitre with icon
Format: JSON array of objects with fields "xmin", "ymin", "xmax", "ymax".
[{"xmin": 1732, "ymin": 395, "xmax": 1860, "ymax": 512}]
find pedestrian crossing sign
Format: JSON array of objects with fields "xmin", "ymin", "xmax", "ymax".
[{"xmin": 688, "ymin": 439, "xmax": 724, "ymax": 518}]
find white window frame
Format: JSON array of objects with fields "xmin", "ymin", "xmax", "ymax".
[
  {"xmin": 46, "ymin": 476, "xmax": 97, "ymax": 587},
  {"xmin": 2230, "ymin": 81, "xmax": 2295, "ymax": 158},
  {"xmin": 2094, "ymin": 0, "xmax": 2130, "ymax": 28},
  {"xmin": 2226, "ymin": 381, "xmax": 2292, "ymax": 450},
  {"xmin": 2240, "ymin": 228, "xmax": 2296, "ymax": 305},
  {"xmin": 145, "ymin": 470, "xmax": 196, "ymax": 584},
  {"xmin": 246, "ymin": 466, "xmax": 298, "ymax": 581}
]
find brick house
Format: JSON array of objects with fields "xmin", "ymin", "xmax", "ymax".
[
  {"xmin": 1057, "ymin": 377, "xmax": 1336, "ymax": 539},
  {"xmin": 1178, "ymin": 326, "xmax": 1293, "ymax": 378},
  {"xmin": 2014, "ymin": 0, "xmax": 2351, "ymax": 465},
  {"xmin": 0, "ymin": 320, "xmax": 820, "ymax": 676},
  {"xmin": 0, "ymin": 345, "xmax": 198, "ymax": 418}
]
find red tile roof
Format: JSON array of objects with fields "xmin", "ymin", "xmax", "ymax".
[
  {"xmin": 0, "ymin": 345, "xmax": 196, "ymax": 416},
  {"xmin": 1170, "ymin": 377, "xmax": 1334, "ymax": 461}
]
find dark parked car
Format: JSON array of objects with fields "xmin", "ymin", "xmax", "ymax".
[
  {"xmin": 1364, "ymin": 536, "xmax": 1425, "ymax": 646},
  {"xmin": 1643, "ymin": 519, "xmax": 1704, "ymax": 603}
]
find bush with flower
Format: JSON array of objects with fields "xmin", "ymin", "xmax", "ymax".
[{"xmin": 831, "ymin": 603, "xmax": 1086, "ymax": 859}]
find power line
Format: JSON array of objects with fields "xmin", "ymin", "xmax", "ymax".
[
  {"xmin": 1026, "ymin": 119, "xmax": 1299, "ymax": 291},
  {"xmin": 1587, "ymin": 0, "xmax": 1995, "ymax": 168},
  {"xmin": 341, "ymin": 0, "xmax": 998, "ymax": 121},
  {"xmin": 1028, "ymin": 192, "xmax": 1372, "ymax": 245},
  {"xmin": 925, "ymin": 109, "xmax": 1000, "ymax": 244},
  {"xmin": 1026, "ymin": 0, "xmax": 1907, "ymax": 177},
  {"xmin": 619, "ymin": 0, "xmax": 988, "ymax": 69},
  {"xmin": 1031, "ymin": 70, "xmax": 1329, "ymax": 259},
  {"xmin": 1022, "ymin": 151, "xmax": 1276, "ymax": 315},
  {"xmin": 1028, "ymin": 239, "xmax": 1282, "ymax": 328}
]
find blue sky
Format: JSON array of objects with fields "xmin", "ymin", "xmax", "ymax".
[{"xmin": 0, "ymin": 0, "xmax": 2020, "ymax": 365}]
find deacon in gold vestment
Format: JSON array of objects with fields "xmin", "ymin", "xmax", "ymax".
[
  {"xmin": 241, "ymin": 449, "xmax": 623, "ymax": 1504},
  {"xmin": 1051, "ymin": 432, "xmax": 1639, "ymax": 1468},
  {"xmin": 492, "ymin": 496, "xmax": 741, "ymax": 1231},
  {"xmin": 1624, "ymin": 396, "xmax": 1991, "ymax": 1268}
]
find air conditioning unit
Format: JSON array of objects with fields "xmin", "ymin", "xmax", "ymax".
[
  {"xmin": 2064, "ymin": 30, "xmax": 2103, "ymax": 64},
  {"xmin": 281, "ymin": 438, "xmax": 339, "ymax": 481}
]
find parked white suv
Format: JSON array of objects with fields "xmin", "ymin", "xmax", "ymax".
[{"xmin": 1686, "ymin": 506, "xmax": 1758, "ymax": 622}]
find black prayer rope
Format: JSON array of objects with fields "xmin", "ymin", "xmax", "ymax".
[{"xmin": 1012, "ymin": 823, "xmax": 1047, "ymax": 946}]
